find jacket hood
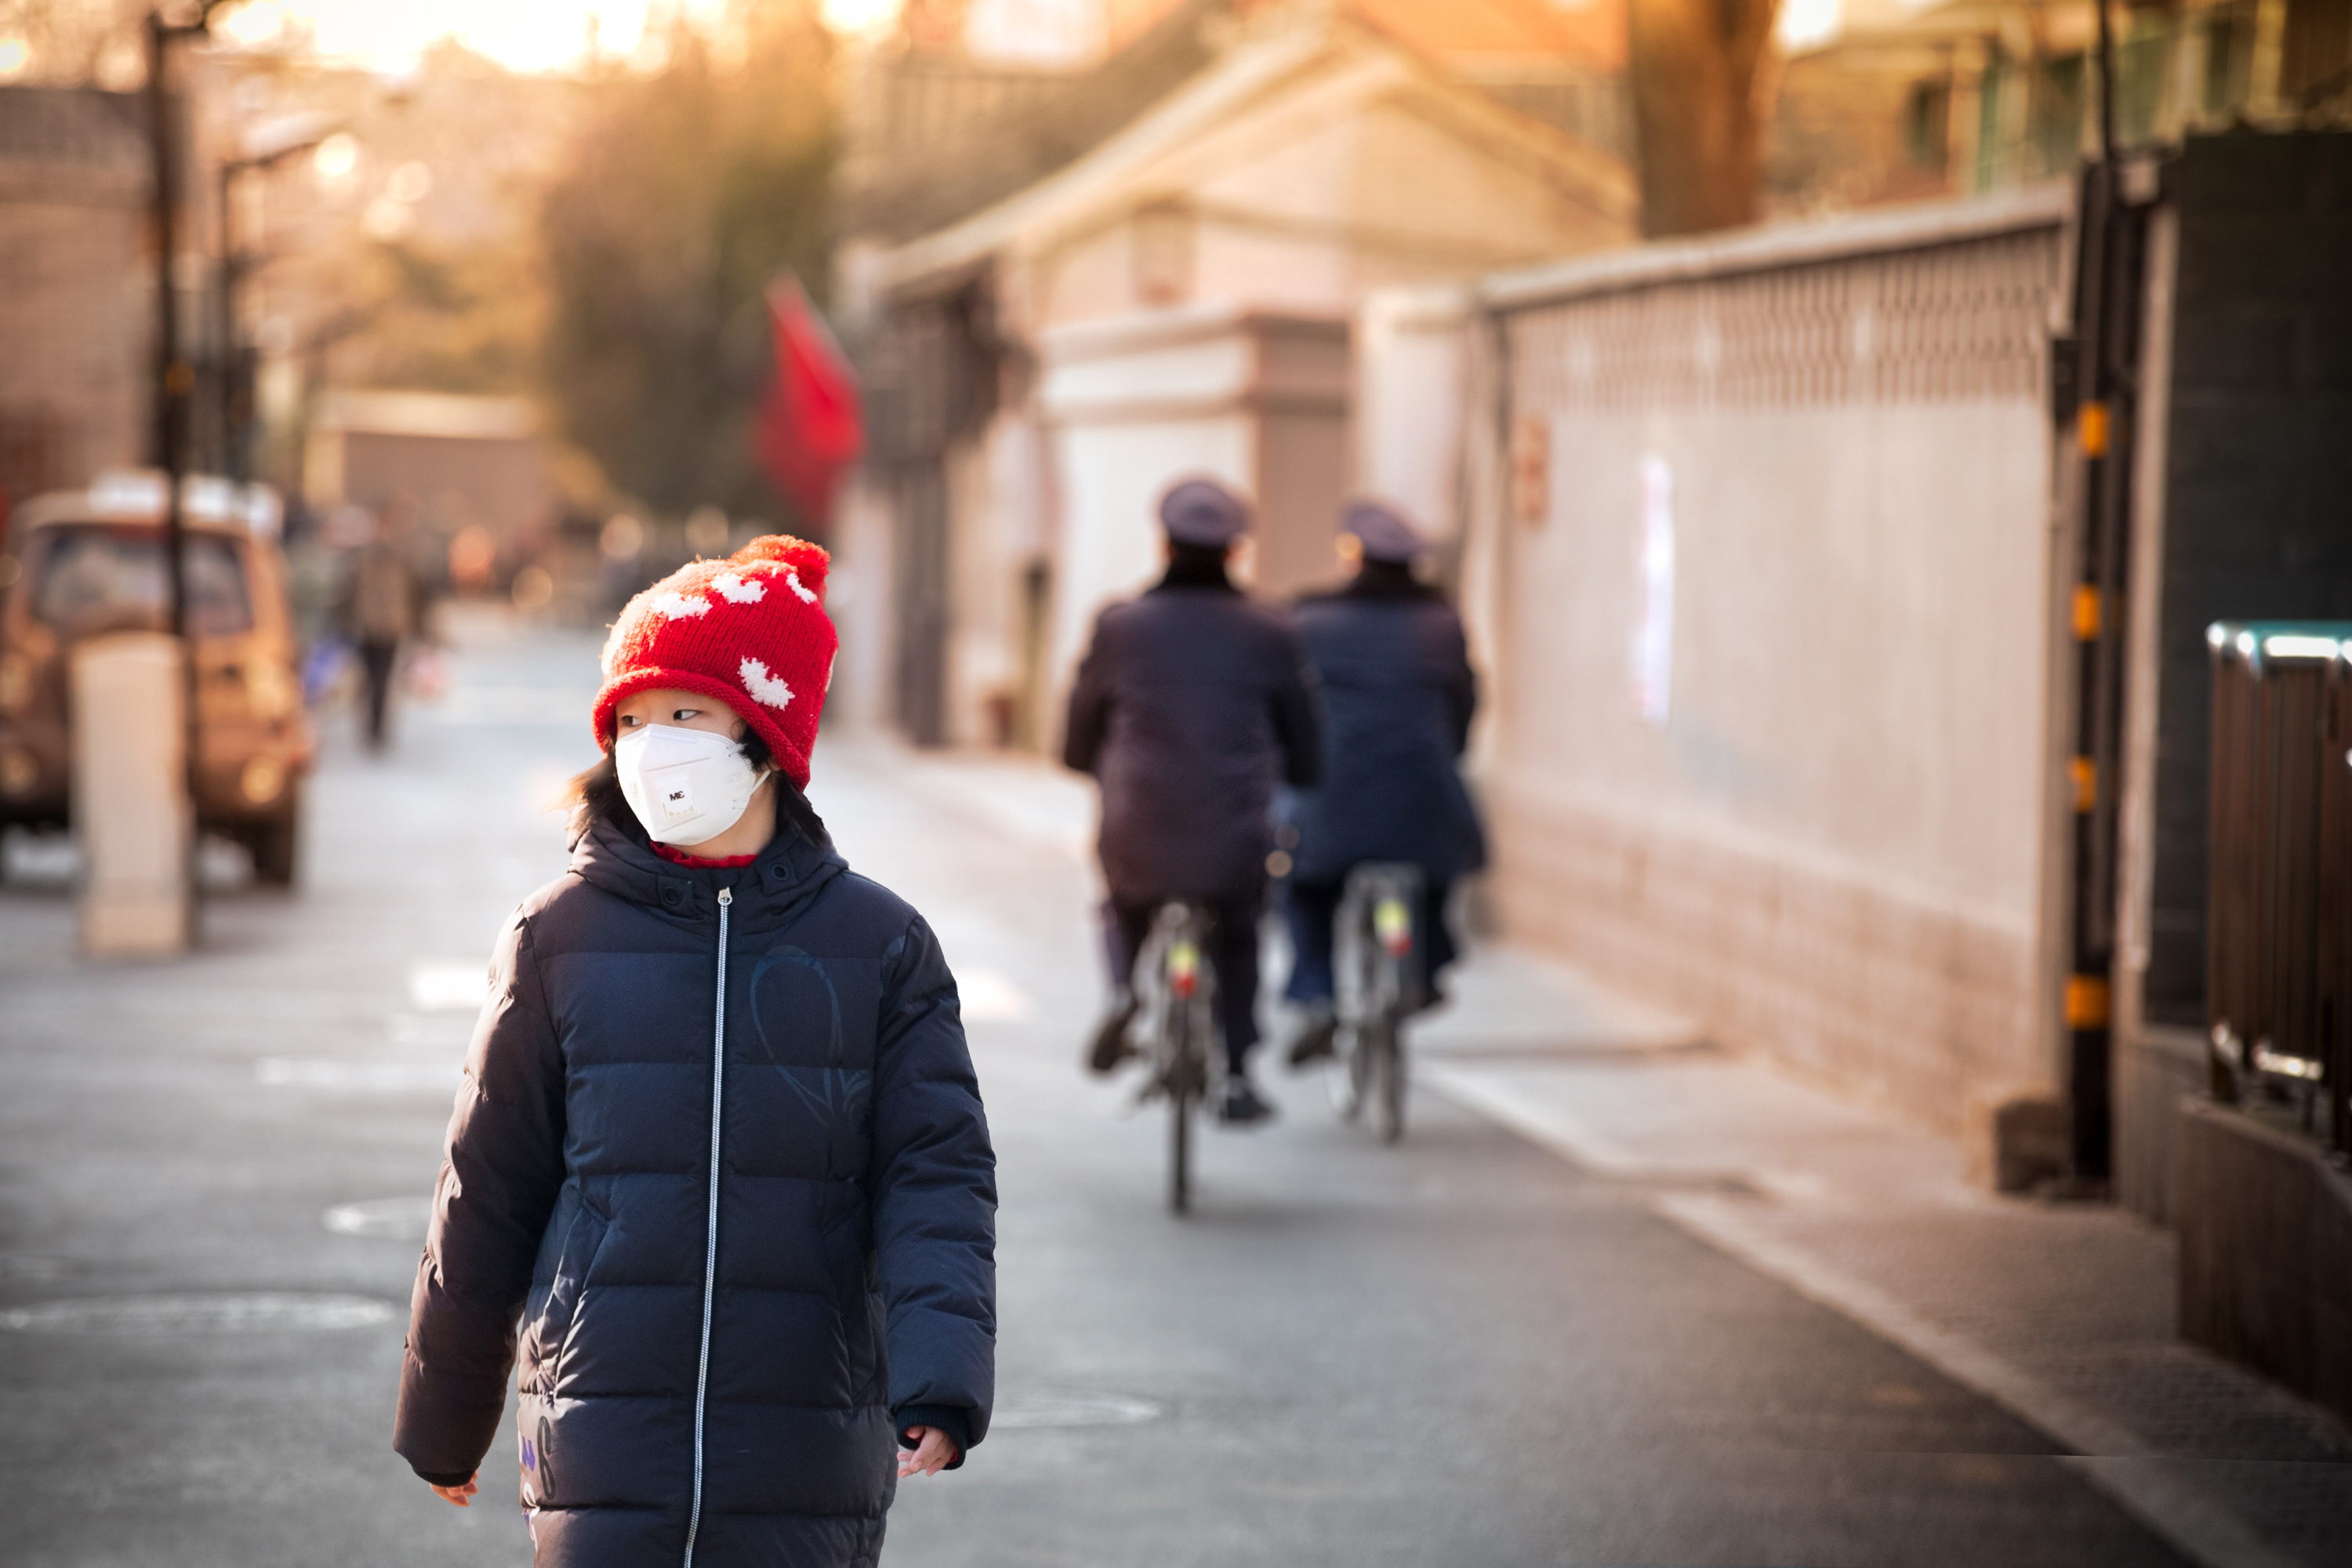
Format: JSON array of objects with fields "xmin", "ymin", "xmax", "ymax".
[{"xmin": 568, "ymin": 807, "xmax": 848, "ymax": 929}]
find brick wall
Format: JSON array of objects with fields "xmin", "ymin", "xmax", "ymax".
[{"xmin": 0, "ymin": 87, "xmax": 150, "ymax": 506}]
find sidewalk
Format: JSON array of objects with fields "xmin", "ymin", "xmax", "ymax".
[
  {"xmin": 866, "ymin": 738, "xmax": 2352, "ymax": 1568},
  {"xmin": 1417, "ymin": 960, "xmax": 2352, "ymax": 1568}
]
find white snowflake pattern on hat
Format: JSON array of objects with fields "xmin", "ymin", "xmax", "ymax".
[
  {"xmin": 711, "ymin": 572, "xmax": 764, "ymax": 604},
  {"xmin": 739, "ymin": 657, "xmax": 794, "ymax": 710}
]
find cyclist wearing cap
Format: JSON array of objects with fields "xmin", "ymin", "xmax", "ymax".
[
  {"xmin": 1280, "ymin": 499, "xmax": 1485, "ymax": 1066},
  {"xmin": 1062, "ymin": 477, "xmax": 1322, "ymax": 1125}
]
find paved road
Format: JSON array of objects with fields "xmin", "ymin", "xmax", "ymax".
[{"xmin": 0, "ymin": 620, "xmax": 2191, "ymax": 1567}]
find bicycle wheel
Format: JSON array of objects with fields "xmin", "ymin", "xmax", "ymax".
[
  {"xmin": 1153, "ymin": 903, "xmax": 1215, "ymax": 1215},
  {"xmin": 1168, "ymin": 1074, "xmax": 1192, "ymax": 1213},
  {"xmin": 1330, "ymin": 887, "xmax": 1372, "ymax": 1123},
  {"xmin": 1368, "ymin": 1019, "xmax": 1406, "ymax": 1143}
]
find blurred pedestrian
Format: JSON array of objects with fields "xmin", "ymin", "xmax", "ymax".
[
  {"xmin": 393, "ymin": 536, "xmax": 996, "ymax": 1565},
  {"xmin": 1062, "ymin": 477, "xmax": 1322, "ymax": 1124},
  {"xmin": 1280, "ymin": 500, "xmax": 1485, "ymax": 1066},
  {"xmin": 339, "ymin": 506, "xmax": 419, "ymax": 750}
]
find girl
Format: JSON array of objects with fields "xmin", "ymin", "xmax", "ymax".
[{"xmin": 394, "ymin": 536, "xmax": 996, "ymax": 1568}]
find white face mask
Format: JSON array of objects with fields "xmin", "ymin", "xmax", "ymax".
[{"xmin": 614, "ymin": 724, "xmax": 764, "ymax": 848}]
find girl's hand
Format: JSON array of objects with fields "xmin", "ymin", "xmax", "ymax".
[
  {"xmin": 896, "ymin": 1425, "xmax": 959, "ymax": 1478},
  {"xmin": 429, "ymin": 1475, "xmax": 479, "ymax": 1508}
]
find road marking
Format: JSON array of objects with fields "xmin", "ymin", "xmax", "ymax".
[
  {"xmin": 256, "ymin": 1057, "xmax": 459, "ymax": 1090},
  {"xmin": 959, "ymin": 969, "xmax": 1035, "ymax": 1022},
  {"xmin": 423, "ymin": 688, "xmax": 600, "ymax": 727},
  {"xmin": 409, "ymin": 960, "xmax": 489, "ymax": 1014},
  {"xmin": 323, "ymin": 1197, "xmax": 434, "ymax": 1241},
  {"xmin": 1, "ymin": 1293, "xmax": 398, "ymax": 1334},
  {"xmin": 991, "ymin": 1392, "xmax": 1164, "ymax": 1430}
]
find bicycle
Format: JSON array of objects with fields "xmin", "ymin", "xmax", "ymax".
[
  {"xmin": 1129, "ymin": 901, "xmax": 1221, "ymax": 1214},
  {"xmin": 1329, "ymin": 862, "xmax": 1422, "ymax": 1144}
]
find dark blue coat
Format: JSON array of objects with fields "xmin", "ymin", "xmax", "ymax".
[
  {"xmin": 1287, "ymin": 572, "xmax": 1485, "ymax": 885},
  {"xmin": 1062, "ymin": 574, "xmax": 1320, "ymax": 904},
  {"xmin": 394, "ymin": 811, "xmax": 996, "ymax": 1568}
]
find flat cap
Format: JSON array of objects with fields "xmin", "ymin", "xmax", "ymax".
[
  {"xmin": 1341, "ymin": 498, "xmax": 1428, "ymax": 563},
  {"xmin": 1159, "ymin": 477, "xmax": 1252, "ymax": 547}
]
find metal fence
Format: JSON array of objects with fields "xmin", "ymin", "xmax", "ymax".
[{"xmin": 2205, "ymin": 622, "xmax": 2352, "ymax": 1155}]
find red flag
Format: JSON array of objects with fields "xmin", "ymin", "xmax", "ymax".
[{"xmin": 754, "ymin": 277, "xmax": 862, "ymax": 528}]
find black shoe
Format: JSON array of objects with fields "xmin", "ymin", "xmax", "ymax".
[
  {"xmin": 1217, "ymin": 1076, "xmax": 1277, "ymax": 1127},
  {"xmin": 1087, "ymin": 990, "xmax": 1138, "ymax": 1075},
  {"xmin": 1285, "ymin": 1007, "xmax": 1338, "ymax": 1069}
]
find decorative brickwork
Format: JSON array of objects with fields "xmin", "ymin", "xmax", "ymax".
[{"xmin": 1508, "ymin": 223, "xmax": 2060, "ymax": 416}]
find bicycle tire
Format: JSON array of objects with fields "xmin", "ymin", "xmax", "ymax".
[
  {"xmin": 1341, "ymin": 1020, "xmax": 1370, "ymax": 1122},
  {"xmin": 1370, "ymin": 1022, "xmax": 1406, "ymax": 1143},
  {"xmin": 1150, "ymin": 902, "xmax": 1216, "ymax": 1216},
  {"xmin": 1169, "ymin": 1078, "xmax": 1192, "ymax": 1213}
]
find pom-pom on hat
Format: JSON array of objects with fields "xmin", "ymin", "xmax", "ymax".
[
  {"xmin": 591, "ymin": 535, "xmax": 838, "ymax": 789},
  {"xmin": 1341, "ymin": 498, "xmax": 1428, "ymax": 564},
  {"xmin": 1159, "ymin": 477, "xmax": 1252, "ymax": 547}
]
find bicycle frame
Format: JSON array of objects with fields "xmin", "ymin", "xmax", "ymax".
[
  {"xmin": 1333, "ymin": 862, "xmax": 1422, "ymax": 1142},
  {"xmin": 1131, "ymin": 901, "xmax": 1221, "ymax": 1212}
]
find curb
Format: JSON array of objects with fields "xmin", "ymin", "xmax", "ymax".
[{"xmin": 1422, "ymin": 1062, "xmax": 2307, "ymax": 1568}]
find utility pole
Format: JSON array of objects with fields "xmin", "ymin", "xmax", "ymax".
[
  {"xmin": 216, "ymin": 122, "xmax": 330, "ymax": 485},
  {"xmin": 145, "ymin": 9, "xmax": 191, "ymax": 646},
  {"xmin": 128, "ymin": 2, "xmax": 231, "ymax": 954},
  {"xmin": 2060, "ymin": 0, "xmax": 2147, "ymax": 1185}
]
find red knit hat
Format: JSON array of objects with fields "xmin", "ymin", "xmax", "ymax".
[{"xmin": 591, "ymin": 536, "xmax": 838, "ymax": 789}]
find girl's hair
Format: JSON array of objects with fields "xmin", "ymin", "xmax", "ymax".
[{"xmin": 562, "ymin": 720, "xmax": 828, "ymax": 848}]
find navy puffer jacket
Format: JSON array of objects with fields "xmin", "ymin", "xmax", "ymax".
[
  {"xmin": 1062, "ymin": 569, "xmax": 1321, "ymax": 903},
  {"xmin": 1287, "ymin": 570, "xmax": 1485, "ymax": 885},
  {"xmin": 394, "ymin": 810, "xmax": 996, "ymax": 1568}
]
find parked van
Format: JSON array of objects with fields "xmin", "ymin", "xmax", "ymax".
[{"xmin": 0, "ymin": 473, "xmax": 315, "ymax": 883}]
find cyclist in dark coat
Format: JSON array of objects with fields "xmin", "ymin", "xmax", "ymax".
[
  {"xmin": 394, "ymin": 538, "xmax": 995, "ymax": 1567},
  {"xmin": 1062, "ymin": 477, "xmax": 1321, "ymax": 1123},
  {"xmin": 1281, "ymin": 500, "xmax": 1485, "ymax": 1065}
]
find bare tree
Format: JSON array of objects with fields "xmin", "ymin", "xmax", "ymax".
[
  {"xmin": 0, "ymin": 0, "xmax": 148, "ymax": 85},
  {"xmin": 539, "ymin": 4, "xmax": 837, "ymax": 524},
  {"xmin": 1626, "ymin": 0, "xmax": 1780, "ymax": 238}
]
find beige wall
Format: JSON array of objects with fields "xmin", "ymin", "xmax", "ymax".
[
  {"xmin": 1355, "ymin": 284, "xmax": 1472, "ymax": 543},
  {"xmin": 1034, "ymin": 307, "xmax": 1352, "ymax": 726},
  {"xmin": 1463, "ymin": 190, "xmax": 2074, "ymax": 1133},
  {"xmin": 872, "ymin": 20, "xmax": 1640, "ymax": 755},
  {"xmin": 1018, "ymin": 89, "xmax": 1629, "ymax": 335}
]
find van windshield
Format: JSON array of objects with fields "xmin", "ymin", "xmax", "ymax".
[{"xmin": 29, "ymin": 526, "xmax": 253, "ymax": 638}]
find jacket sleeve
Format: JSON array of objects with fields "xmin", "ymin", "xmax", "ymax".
[
  {"xmin": 393, "ymin": 911, "xmax": 567, "ymax": 1485},
  {"xmin": 1061, "ymin": 620, "xmax": 1112, "ymax": 775},
  {"xmin": 1274, "ymin": 622, "xmax": 1324, "ymax": 789},
  {"xmin": 871, "ymin": 915, "xmax": 998, "ymax": 1464}
]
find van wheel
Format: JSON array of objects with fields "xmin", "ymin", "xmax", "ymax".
[{"xmin": 250, "ymin": 804, "xmax": 299, "ymax": 887}]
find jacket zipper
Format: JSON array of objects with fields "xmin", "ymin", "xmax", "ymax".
[{"xmin": 682, "ymin": 885, "xmax": 731, "ymax": 1568}]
